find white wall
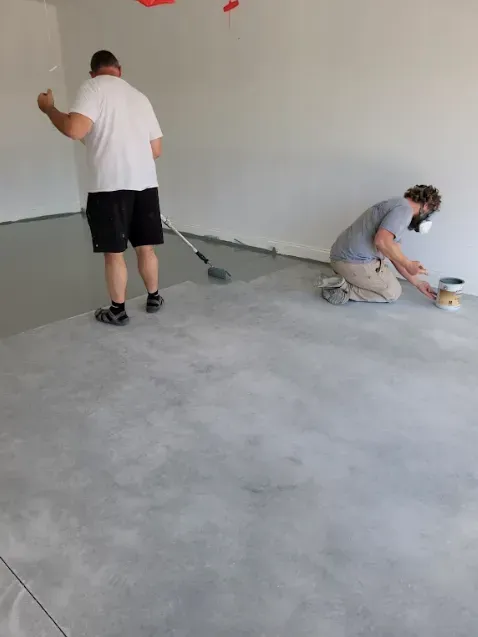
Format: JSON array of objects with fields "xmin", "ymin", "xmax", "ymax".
[
  {"xmin": 56, "ymin": 0, "xmax": 478, "ymax": 292},
  {"xmin": 0, "ymin": 0, "xmax": 80, "ymax": 223}
]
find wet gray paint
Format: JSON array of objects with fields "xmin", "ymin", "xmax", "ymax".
[{"xmin": 0, "ymin": 213, "xmax": 293, "ymax": 338}]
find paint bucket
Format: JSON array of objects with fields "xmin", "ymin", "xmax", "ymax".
[{"xmin": 435, "ymin": 277, "xmax": 465, "ymax": 311}]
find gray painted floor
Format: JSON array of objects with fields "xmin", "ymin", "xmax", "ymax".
[
  {"xmin": 0, "ymin": 213, "xmax": 293, "ymax": 338},
  {"xmin": 1, "ymin": 253, "xmax": 478, "ymax": 636},
  {"xmin": 0, "ymin": 560, "xmax": 61, "ymax": 637}
]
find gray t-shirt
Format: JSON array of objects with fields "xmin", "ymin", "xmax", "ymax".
[{"xmin": 330, "ymin": 197, "xmax": 413, "ymax": 263}]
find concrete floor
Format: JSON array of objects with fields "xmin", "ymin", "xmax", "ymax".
[
  {"xmin": 0, "ymin": 213, "xmax": 294, "ymax": 338},
  {"xmin": 1, "ymin": 215, "xmax": 478, "ymax": 636}
]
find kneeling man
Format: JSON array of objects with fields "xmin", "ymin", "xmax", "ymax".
[{"xmin": 316, "ymin": 185, "xmax": 441, "ymax": 305}]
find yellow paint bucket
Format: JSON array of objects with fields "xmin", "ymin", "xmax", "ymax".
[{"xmin": 435, "ymin": 277, "xmax": 465, "ymax": 312}]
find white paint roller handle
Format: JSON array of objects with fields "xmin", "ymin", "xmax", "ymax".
[{"xmin": 161, "ymin": 215, "xmax": 199, "ymax": 255}]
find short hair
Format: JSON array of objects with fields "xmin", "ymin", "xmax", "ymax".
[
  {"xmin": 90, "ymin": 50, "xmax": 120, "ymax": 73},
  {"xmin": 404, "ymin": 184, "xmax": 442, "ymax": 213}
]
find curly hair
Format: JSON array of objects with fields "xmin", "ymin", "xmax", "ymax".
[{"xmin": 404, "ymin": 185, "xmax": 442, "ymax": 213}]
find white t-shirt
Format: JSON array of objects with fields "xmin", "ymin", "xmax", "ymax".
[{"xmin": 71, "ymin": 75, "xmax": 163, "ymax": 193}]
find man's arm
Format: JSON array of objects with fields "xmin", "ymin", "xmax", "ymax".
[
  {"xmin": 150, "ymin": 137, "xmax": 162, "ymax": 160},
  {"xmin": 47, "ymin": 108, "xmax": 92, "ymax": 141},
  {"xmin": 147, "ymin": 99, "xmax": 163, "ymax": 160},
  {"xmin": 374, "ymin": 228, "xmax": 426, "ymax": 277},
  {"xmin": 392, "ymin": 260, "xmax": 420, "ymax": 286},
  {"xmin": 392, "ymin": 259, "xmax": 436, "ymax": 300},
  {"xmin": 38, "ymin": 89, "xmax": 93, "ymax": 141},
  {"xmin": 376, "ymin": 229, "xmax": 436, "ymax": 300}
]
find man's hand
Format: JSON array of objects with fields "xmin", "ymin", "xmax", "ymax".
[
  {"xmin": 406, "ymin": 260, "xmax": 428, "ymax": 276},
  {"xmin": 416, "ymin": 280, "xmax": 436, "ymax": 300},
  {"xmin": 37, "ymin": 89, "xmax": 54, "ymax": 114}
]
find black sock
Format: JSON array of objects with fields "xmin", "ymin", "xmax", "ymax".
[
  {"xmin": 110, "ymin": 301, "xmax": 126, "ymax": 316},
  {"xmin": 148, "ymin": 290, "xmax": 160, "ymax": 300}
]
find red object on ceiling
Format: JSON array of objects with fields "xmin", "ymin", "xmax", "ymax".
[
  {"xmin": 223, "ymin": 0, "xmax": 239, "ymax": 12},
  {"xmin": 137, "ymin": 0, "xmax": 175, "ymax": 6}
]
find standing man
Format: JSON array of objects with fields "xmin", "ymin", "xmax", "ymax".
[
  {"xmin": 315, "ymin": 185, "xmax": 441, "ymax": 305},
  {"xmin": 37, "ymin": 50, "xmax": 164, "ymax": 326}
]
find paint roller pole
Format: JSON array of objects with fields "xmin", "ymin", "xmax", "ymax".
[
  {"xmin": 43, "ymin": 0, "xmax": 60, "ymax": 73},
  {"xmin": 161, "ymin": 215, "xmax": 232, "ymax": 281}
]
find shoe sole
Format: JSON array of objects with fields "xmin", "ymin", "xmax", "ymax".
[
  {"xmin": 314, "ymin": 277, "xmax": 345, "ymax": 289},
  {"xmin": 95, "ymin": 316, "xmax": 130, "ymax": 326}
]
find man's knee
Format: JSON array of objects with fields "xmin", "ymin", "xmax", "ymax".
[
  {"xmin": 135, "ymin": 245, "xmax": 155, "ymax": 258},
  {"xmin": 383, "ymin": 278, "xmax": 402, "ymax": 302},
  {"xmin": 104, "ymin": 252, "xmax": 125, "ymax": 264}
]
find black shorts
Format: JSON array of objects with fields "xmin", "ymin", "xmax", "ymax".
[{"xmin": 86, "ymin": 187, "xmax": 164, "ymax": 253}]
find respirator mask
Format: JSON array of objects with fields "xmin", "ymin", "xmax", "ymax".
[{"xmin": 408, "ymin": 207, "xmax": 434, "ymax": 234}]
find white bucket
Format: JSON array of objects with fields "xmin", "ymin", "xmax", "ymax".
[{"xmin": 435, "ymin": 277, "xmax": 465, "ymax": 312}]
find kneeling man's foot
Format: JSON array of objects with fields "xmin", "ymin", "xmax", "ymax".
[
  {"xmin": 322, "ymin": 286, "xmax": 350, "ymax": 305},
  {"xmin": 314, "ymin": 273, "xmax": 345, "ymax": 289}
]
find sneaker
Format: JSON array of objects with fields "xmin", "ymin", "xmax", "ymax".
[
  {"xmin": 95, "ymin": 307, "xmax": 130, "ymax": 326},
  {"xmin": 146, "ymin": 294, "xmax": 165, "ymax": 314},
  {"xmin": 322, "ymin": 286, "xmax": 350, "ymax": 305},
  {"xmin": 314, "ymin": 273, "xmax": 345, "ymax": 289}
]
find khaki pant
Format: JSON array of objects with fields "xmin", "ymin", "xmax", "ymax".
[{"xmin": 331, "ymin": 259, "xmax": 402, "ymax": 303}]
